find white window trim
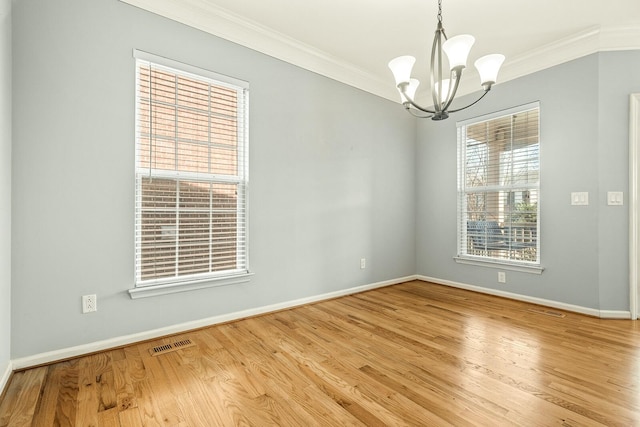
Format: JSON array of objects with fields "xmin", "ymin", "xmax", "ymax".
[
  {"xmin": 133, "ymin": 50, "xmax": 249, "ymax": 91},
  {"xmin": 128, "ymin": 272, "xmax": 254, "ymax": 299},
  {"xmin": 455, "ymin": 102, "xmax": 543, "ymax": 273},
  {"xmin": 453, "ymin": 255, "xmax": 544, "ymax": 274},
  {"xmin": 130, "ymin": 50, "xmax": 250, "ymax": 298}
]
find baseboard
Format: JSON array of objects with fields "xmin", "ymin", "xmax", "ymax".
[
  {"xmin": 417, "ymin": 275, "xmax": 631, "ymax": 319},
  {"xmin": 0, "ymin": 360, "xmax": 12, "ymax": 399},
  {"xmin": 12, "ymin": 275, "xmax": 418, "ymax": 370},
  {"xmin": 599, "ymin": 310, "xmax": 631, "ymax": 319}
]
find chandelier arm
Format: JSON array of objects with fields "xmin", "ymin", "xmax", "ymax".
[
  {"xmin": 404, "ymin": 98, "xmax": 436, "ymax": 114},
  {"xmin": 441, "ymin": 67, "xmax": 463, "ymax": 112},
  {"xmin": 405, "ymin": 107, "xmax": 434, "ymax": 119},
  {"xmin": 431, "ymin": 23, "xmax": 445, "ymax": 114},
  {"xmin": 446, "ymin": 88, "xmax": 491, "ymax": 114}
]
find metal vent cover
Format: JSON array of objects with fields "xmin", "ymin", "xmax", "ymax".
[
  {"xmin": 148, "ymin": 338, "xmax": 196, "ymax": 356},
  {"xmin": 527, "ymin": 308, "xmax": 566, "ymax": 318}
]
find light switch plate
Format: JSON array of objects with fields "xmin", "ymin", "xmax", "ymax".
[
  {"xmin": 571, "ymin": 192, "xmax": 589, "ymax": 205},
  {"xmin": 607, "ymin": 191, "xmax": 624, "ymax": 206}
]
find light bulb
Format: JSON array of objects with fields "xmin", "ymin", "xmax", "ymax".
[
  {"xmin": 434, "ymin": 79, "xmax": 451, "ymax": 104},
  {"xmin": 399, "ymin": 79, "xmax": 420, "ymax": 103}
]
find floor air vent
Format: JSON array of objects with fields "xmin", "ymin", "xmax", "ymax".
[
  {"xmin": 527, "ymin": 308, "xmax": 566, "ymax": 318},
  {"xmin": 149, "ymin": 338, "xmax": 196, "ymax": 356}
]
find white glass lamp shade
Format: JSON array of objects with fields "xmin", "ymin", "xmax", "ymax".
[
  {"xmin": 434, "ymin": 79, "xmax": 451, "ymax": 104},
  {"xmin": 474, "ymin": 54, "xmax": 505, "ymax": 86},
  {"xmin": 442, "ymin": 35, "xmax": 475, "ymax": 69},
  {"xmin": 399, "ymin": 79, "xmax": 420, "ymax": 103},
  {"xmin": 388, "ymin": 55, "xmax": 416, "ymax": 86}
]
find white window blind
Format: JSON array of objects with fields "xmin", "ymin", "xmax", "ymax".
[
  {"xmin": 134, "ymin": 52, "xmax": 249, "ymax": 288},
  {"xmin": 457, "ymin": 103, "xmax": 540, "ymax": 266}
]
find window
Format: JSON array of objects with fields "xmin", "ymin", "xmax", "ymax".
[
  {"xmin": 134, "ymin": 51, "xmax": 249, "ymax": 290},
  {"xmin": 456, "ymin": 103, "xmax": 540, "ymax": 269}
]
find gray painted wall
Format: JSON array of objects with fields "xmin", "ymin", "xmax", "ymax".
[
  {"xmin": 597, "ymin": 51, "xmax": 640, "ymax": 310},
  {"xmin": 0, "ymin": 0, "xmax": 11, "ymax": 375},
  {"xmin": 10, "ymin": 0, "xmax": 416, "ymax": 358},
  {"xmin": 416, "ymin": 51, "xmax": 640, "ymax": 311}
]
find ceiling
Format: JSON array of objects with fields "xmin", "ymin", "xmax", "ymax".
[{"xmin": 123, "ymin": 0, "xmax": 640, "ymax": 102}]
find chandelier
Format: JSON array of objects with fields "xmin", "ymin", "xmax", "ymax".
[{"xmin": 388, "ymin": 0, "xmax": 505, "ymax": 120}]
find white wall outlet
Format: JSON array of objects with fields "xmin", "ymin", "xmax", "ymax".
[
  {"xmin": 82, "ymin": 294, "xmax": 97, "ymax": 313},
  {"xmin": 360, "ymin": 258, "xmax": 366, "ymax": 269},
  {"xmin": 498, "ymin": 272, "xmax": 506, "ymax": 283}
]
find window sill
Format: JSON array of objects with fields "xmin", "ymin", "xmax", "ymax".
[
  {"xmin": 128, "ymin": 272, "xmax": 254, "ymax": 299},
  {"xmin": 454, "ymin": 256, "xmax": 544, "ymax": 274}
]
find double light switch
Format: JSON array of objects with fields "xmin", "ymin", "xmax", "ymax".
[{"xmin": 570, "ymin": 191, "xmax": 624, "ymax": 206}]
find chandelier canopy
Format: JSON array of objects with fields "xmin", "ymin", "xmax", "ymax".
[{"xmin": 388, "ymin": 0, "xmax": 505, "ymax": 120}]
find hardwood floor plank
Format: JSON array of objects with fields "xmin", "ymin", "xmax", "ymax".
[
  {"xmin": 118, "ymin": 407, "xmax": 144, "ymax": 426},
  {"xmin": 112, "ymin": 357, "xmax": 136, "ymax": 413},
  {"xmin": 75, "ymin": 355, "xmax": 100, "ymax": 427},
  {"xmin": 133, "ymin": 378, "xmax": 166, "ymax": 427},
  {"xmin": 96, "ymin": 369, "xmax": 117, "ymax": 414},
  {"xmin": 53, "ymin": 359, "xmax": 80, "ymax": 426},
  {"xmin": 135, "ymin": 354, "xmax": 185, "ymax": 426},
  {"xmin": 175, "ymin": 390, "xmax": 231, "ymax": 426},
  {"xmin": 96, "ymin": 406, "xmax": 121, "ymax": 426},
  {"xmin": 0, "ymin": 371, "xmax": 24, "ymax": 426},
  {"xmin": 0, "ymin": 367, "xmax": 46, "ymax": 427},
  {"xmin": 31, "ymin": 366, "xmax": 59, "ymax": 427}
]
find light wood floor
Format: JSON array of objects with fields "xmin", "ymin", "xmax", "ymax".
[{"xmin": 1, "ymin": 280, "xmax": 640, "ymax": 426}]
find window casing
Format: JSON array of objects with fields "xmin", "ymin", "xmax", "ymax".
[
  {"xmin": 134, "ymin": 51, "xmax": 249, "ymax": 289},
  {"xmin": 457, "ymin": 103, "xmax": 540, "ymax": 268}
]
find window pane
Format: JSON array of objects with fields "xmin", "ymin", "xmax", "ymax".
[
  {"xmin": 212, "ymin": 183, "xmax": 239, "ymax": 271},
  {"xmin": 141, "ymin": 178, "xmax": 176, "ymax": 209},
  {"xmin": 138, "ymin": 138, "xmax": 176, "ymax": 171},
  {"xmin": 178, "ymin": 211, "xmax": 211, "ymax": 275},
  {"xmin": 135, "ymin": 55, "xmax": 248, "ymax": 286},
  {"xmin": 177, "ymin": 75, "xmax": 209, "ymax": 110},
  {"xmin": 212, "ymin": 117, "xmax": 238, "ymax": 146},
  {"xmin": 458, "ymin": 105, "xmax": 539, "ymax": 265},
  {"xmin": 177, "ymin": 108, "xmax": 210, "ymax": 143},
  {"xmin": 212, "ymin": 147, "xmax": 237, "ymax": 175},
  {"xmin": 465, "ymin": 143, "xmax": 488, "ymax": 188},
  {"xmin": 504, "ymin": 144, "xmax": 539, "ymax": 186},
  {"xmin": 176, "ymin": 142, "xmax": 209, "ymax": 174}
]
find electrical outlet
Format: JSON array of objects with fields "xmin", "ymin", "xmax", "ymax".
[
  {"xmin": 360, "ymin": 258, "xmax": 366, "ymax": 269},
  {"xmin": 82, "ymin": 294, "xmax": 97, "ymax": 313},
  {"xmin": 498, "ymin": 272, "xmax": 506, "ymax": 283}
]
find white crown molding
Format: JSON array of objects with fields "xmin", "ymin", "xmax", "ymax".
[
  {"xmin": 120, "ymin": 0, "xmax": 397, "ymax": 101},
  {"xmin": 503, "ymin": 24, "xmax": 640, "ymax": 81},
  {"xmin": 122, "ymin": 0, "xmax": 638, "ymax": 103},
  {"xmin": 456, "ymin": 24, "xmax": 640, "ymax": 97}
]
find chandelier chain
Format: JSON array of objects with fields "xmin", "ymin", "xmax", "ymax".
[{"xmin": 437, "ymin": 0, "xmax": 442, "ymax": 22}]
